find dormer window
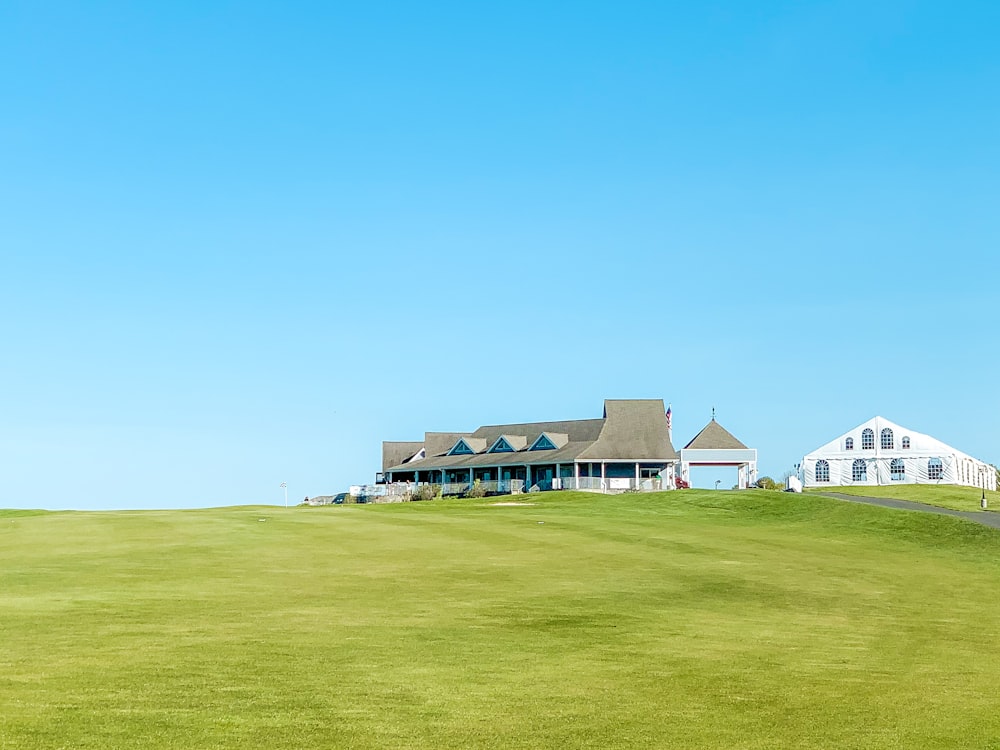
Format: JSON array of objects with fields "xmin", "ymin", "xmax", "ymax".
[
  {"xmin": 448, "ymin": 439, "xmax": 475, "ymax": 456},
  {"xmin": 530, "ymin": 435, "xmax": 557, "ymax": 451},
  {"xmin": 528, "ymin": 432, "xmax": 568, "ymax": 451},
  {"xmin": 489, "ymin": 437, "xmax": 515, "ymax": 453}
]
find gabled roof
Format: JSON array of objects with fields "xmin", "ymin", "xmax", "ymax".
[
  {"xmin": 425, "ymin": 432, "xmax": 472, "ymax": 457},
  {"xmin": 381, "ymin": 441, "xmax": 425, "ymax": 473},
  {"xmin": 529, "ymin": 432, "xmax": 569, "ymax": 451},
  {"xmin": 804, "ymin": 416, "xmax": 983, "ymax": 461},
  {"xmin": 684, "ymin": 419, "xmax": 748, "ymax": 450},
  {"xmin": 383, "ymin": 399, "xmax": 679, "ymax": 473},
  {"xmin": 490, "ymin": 435, "xmax": 527, "ymax": 452},
  {"xmin": 577, "ymin": 399, "xmax": 678, "ymax": 461},
  {"xmin": 449, "ymin": 437, "xmax": 487, "ymax": 455},
  {"xmin": 469, "ymin": 419, "xmax": 604, "ymax": 446}
]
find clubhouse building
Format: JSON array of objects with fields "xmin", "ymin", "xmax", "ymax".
[{"xmin": 379, "ymin": 399, "xmax": 679, "ymax": 494}]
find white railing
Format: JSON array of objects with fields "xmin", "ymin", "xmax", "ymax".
[
  {"xmin": 554, "ymin": 477, "xmax": 664, "ymax": 493},
  {"xmin": 355, "ymin": 476, "xmax": 664, "ymax": 503}
]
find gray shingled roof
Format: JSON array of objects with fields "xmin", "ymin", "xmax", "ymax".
[
  {"xmin": 469, "ymin": 419, "xmax": 604, "ymax": 447},
  {"xmin": 493, "ymin": 434, "xmax": 528, "ymax": 451},
  {"xmin": 381, "ymin": 441, "xmax": 424, "ymax": 473},
  {"xmin": 384, "ymin": 399, "xmax": 678, "ymax": 474},
  {"xmin": 578, "ymin": 399, "xmax": 678, "ymax": 461},
  {"xmin": 424, "ymin": 432, "xmax": 471, "ymax": 456},
  {"xmin": 456, "ymin": 437, "xmax": 488, "ymax": 454},
  {"xmin": 683, "ymin": 419, "xmax": 748, "ymax": 450}
]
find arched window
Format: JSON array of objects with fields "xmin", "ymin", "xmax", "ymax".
[
  {"xmin": 852, "ymin": 459, "xmax": 867, "ymax": 482},
  {"xmin": 881, "ymin": 428, "xmax": 894, "ymax": 450},
  {"xmin": 891, "ymin": 458, "xmax": 905, "ymax": 481},
  {"xmin": 815, "ymin": 460, "xmax": 830, "ymax": 482},
  {"xmin": 862, "ymin": 429, "xmax": 875, "ymax": 450},
  {"xmin": 845, "ymin": 437, "xmax": 854, "ymax": 450},
  {"xmin": 902, "ymin": 436, "xmax": 911, "ymax": 449},
  {"xmin": 928, "ymin": 457, "xmax": 943, "ymax": 481}
]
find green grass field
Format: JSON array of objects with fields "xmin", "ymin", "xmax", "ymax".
[
  {"xmin": 806, "ymin": 483, "xmax": 997, "ymax": 512},
  {"xmin": 4, "ymin": 490, "xmax": 1000, "ymax": 749}
]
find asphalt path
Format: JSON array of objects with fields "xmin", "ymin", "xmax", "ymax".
[{"xmin": 815, "ymin": 492, "xmax": 1000, "ymax": 530}]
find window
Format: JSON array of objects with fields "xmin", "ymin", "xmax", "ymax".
[
  {"xmin": 928, "ymin": 457, "xmax": 943, "ymax": 481},
  {"xmin": 845, "ymin": 437, "xmax": 854, "ymax": 450},
  {"xmin": 902, "ymin": 436, "xmax": 911, "ymax": 449},
  {"xmin": 489, "ymin": 437, "xmax": 515, "ymax": 453},
  {"xmin": 881, "ymin": 428, "xmax": 894, "ymax": 450},
  {"xmin": 449, "ymin": 439, "xmax": 474, "ymax": 456},
  {"xmin": 852, "ymin": 459, "xmax": 867, "ymax": 482},
  {"xmin": 891, "ymin": 458, "xmax": 905, "ymax": 481},
  {"xmin": 530, "ymin": 435, "xmax": 557, "ymax": 451},
  {"xmin": 816, "ymin": 460, "xmax": 830, "ymax": 482},
  {"xmin": 862, "ymin": 429, "xmax": 875, "ymax": 450}
]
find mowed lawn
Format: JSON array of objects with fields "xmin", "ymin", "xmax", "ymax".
[
  {"xmin": 807, "ymin": 483, "xmax": 999, "ymax": 513},
  {"xmin": 3, "ymin": 491, "xmax": 1000, "ymax": 749}
]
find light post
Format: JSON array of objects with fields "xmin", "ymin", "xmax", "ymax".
[{"xmin": 280, "ymin": 481, "xmax": 287, "ymax": 508}]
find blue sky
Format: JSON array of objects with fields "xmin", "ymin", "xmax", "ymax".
[{"xmin": 2, "ymin": 1, "xmax": 997, "ymax": 508}]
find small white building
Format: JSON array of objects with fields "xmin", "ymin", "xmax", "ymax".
[
  {"xmin": 678, "ymin": 417, "xmax": 757, "ymax": 489},
  {"xmin": 802, "ymin": 416, "xmax": 996, "ymax": 491}
]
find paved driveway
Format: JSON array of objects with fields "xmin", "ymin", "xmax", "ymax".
[{"xmin": 815, "ymin": 492, "xmax": 1000, "ymax": 530}]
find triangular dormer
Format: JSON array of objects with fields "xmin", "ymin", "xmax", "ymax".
[
  {"xmin": 448, "ymin": 437, "xmax": 487, "ymax": 456},
  {"xmin": 529, "ymin": 432, "xmax": 568, "ymax": 451},
  {"xmin": 448, "ymin": 439, "xmax": 475, "ymax": 456},
  {"xmin": 488, "ymin": 434, "xmax": 527, "ymax": 453},
  {"xmin": 489, "ymin": 437, "xmax": 515, "ymax": 453}
]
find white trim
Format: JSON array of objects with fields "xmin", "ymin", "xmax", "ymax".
[
  {"xmin": 487, "ymin": 436, "xmax": 517, "ymax": 453},
  {"xmin": 527, "ymin": 433, "xmax": 559, "ymax": 451},
  {"xmin": 448, "ymin": 438, "xmax": 475, "ymax": 456}
]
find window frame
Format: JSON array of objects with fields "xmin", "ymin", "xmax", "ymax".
[
  {"xmin": 890, "ymin": 457, "xmax": 905, "ymax": 481},
  {"xmin": 928, "ymin": 457, "xmax": 943, "ymax": 481},
  {"xmin": 881, "ymin": 428, "xmax": 894, "ymax": 450}
]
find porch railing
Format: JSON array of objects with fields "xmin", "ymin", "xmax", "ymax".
[
  {"xmin": 554, "ymin": 477, "xmax": 664, "ymax": 492},
  {"xmin": 354, "ymin": 476, "xmax": 665, "ymax": 502}
]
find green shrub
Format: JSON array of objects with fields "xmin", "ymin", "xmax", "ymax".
[
  {"xmin": 464, "ymin": 480, "xmax": 488, "ymax": 499},
  {"xmin": 411, "ymin": 484, "xmax": 440, "ymax": 501},
  {"xmin": 755, "ymin": 476, "xmax": 783, "ymax": 490}
]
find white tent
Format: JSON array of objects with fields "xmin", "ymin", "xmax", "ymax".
[{"xmin": 802, "ymin": 416, "xmax": 996, "ymax": 491}]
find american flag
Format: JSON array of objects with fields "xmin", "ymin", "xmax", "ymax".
[{"xmin": 665, "ymin": 405, "xmax": 672, "ymax": 430}]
